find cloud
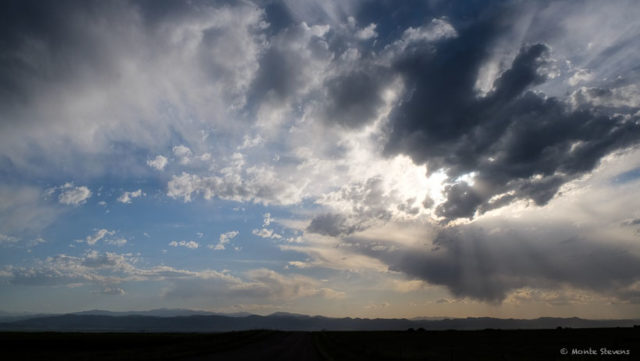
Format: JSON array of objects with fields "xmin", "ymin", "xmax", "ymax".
[
  {"xmin": 354, "ymin": 23, "xmax": 377, "ymax": 40},
  {"xmin": 247, "ymin": 21, "xmax": 332, "ymax": 112},
  {"xmin": 0, "ymin": 250, "xmax": 233, "ymax": 293},
  {"xmin": 104, "ymin": 238, "xmax": 127, "ymax": 247},
  {"xmin": 280, "ymin": 233, "xmax": 389, "ymax": 274},
  {"xmin": 571, "ymin": 84, "xmax": 640, "ymax": 109},
  {"xmin": 621, "ymin": 218, "xmax": 640, "ymax": 227},
  {"xmin": 209, "ymin": 230, "xmax": 239, "ymax": 251},
  {"xmin": 2, "ymin": 248, "xmax": 344, "ymax": 303},
  {"xmin": 98, "ymin": 287, "xmax": 125, "ymax": 296},
  {"xmin": 0, "ymin": 233, "xmax": 19, "ymax": 245},
  {"xmin": 307, "ymin": 176, "xmax": 398, "ymax": 236},
  {"xmin": 2, "ymin": 0, "xmax": 639, "ymax": 227},
  {"xmin": 0, "ymin": 184, "xmax": 59, "ymax": 239},
  {"xmin": 332, "ymin": 152, "xmax": 640, "ymax": 303},
  {"xmin": 2, "ymin": 0, "xmax": 640, "ymax": 316},
  {"xmin": 76, "ymin": 229, "xmax": 115, "ymax": 246},
  {"xmin": 237, "ymin": 268, "xmax": 345, "ymax": 300},
  {"xmin": 318, "ymin": 66, "xmax": 394, "ymax": 128},
  {"xmin": 388, "ymin": 18, "xmax": 458, "ymax": 52},
  {"xmin": 357, "ymin": 224, "xmax": 640, "ymax": 303},
  {"xmin": 117, "ymin": 189, "xmax": 145, "ymax": 204},
  {"xmin": 364, "ymin": 301, "xmax": 390, "ymax": 310},
  {"xmin": 262, "ymin": 213, "xmax": 272, "ymax": 227},
  {"xmin": 74, "ymin": 230, "xmax": 125, "ymax": 248},
  {"xmin": 165, "ymin": 268, "xmax": 344, "ymax": 301},
  {"xmin": 568, "ymin": 68, "xmax": 593, "ymax": 86},
  {"xmin": 57, "ymin": 183, "xmax": 92, "ymax": 206},
  {"xmin": 0, "ymin": 0, "xmax": 269, "ymax": 178},
  {"xmin": 252, "ymin": 228, "xmax": 282, "ymax": 239},
  {"xmin": 172, "ymin": 145, "xmax": 192, "ymax": 165},
  {"xmin": 169, "ymin": 240, "xmax": 199, "ymax": 249},
  {"xmin": 379, "ymin": 13, "xmax": 640, "ymax": 221},
  {"xmin": 81, "ymin": 250, "xmax": 130, "ymax": 269},
  {"xmin": 0, "ymin": 233, "xmax": 41, "ymax": 249},
  {"xmin": 167, "ymin": 164, "xmax": 304, "ymax": 205},
  {"xmin": 2, "ymin": 251, "xmax": 134, "ymax": 288},
  {"xmin": 307, "ymin": 213, "xmax": 358, "ymax": 237},
  {"xmin": 147, "ymin": 155, "xmax": 168, "ymax": 170},
  {"xmin": 238, "ymin": 134, "xmax": 264, "ymax": 150},
  {"xmin": 166, "ymin": 173, "xmax": 201, "ymax": 203}
]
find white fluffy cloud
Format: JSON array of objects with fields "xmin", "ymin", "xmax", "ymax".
[
  {"xmin": 385, "ymin": 18, "xmax": 457, "ymax": 55},
  {"xmin": 117, "ymin": 189, "xmax": 145, "ymax": 204},
  {"xmin": 173, "ymin": 145, "xmax": 193, "ymax": 165},
  {"xmin": 169, "ymin": 240, "xmax": 199, "ymax": 249},
  {"xmin": 252, "ymin": 228, "xmax": 282, "ymax": 239},
  {"xmin": 57, "ymin": 183, "xmax": 92, "ymax": 206},
  {"xmin": 147, "ymin": 155, "xmax": 168, "ymax": 170},
  {"xmin": 167, "ymin": 165, "xmax": 304, "ymax": 205},
  {"xmin": 355, "ymin": 23, "xmax": 378, "ymax": 40},
  {"xmin": 568, "ymin": 68, "xmax": 594, "ymax": 86}
]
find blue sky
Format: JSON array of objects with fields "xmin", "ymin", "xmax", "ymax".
[{"xmin": 1, "ymin": 0, "xmax": 640, "ymax": 319}]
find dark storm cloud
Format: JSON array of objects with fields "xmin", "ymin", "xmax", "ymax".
[
  {"xmin": 307, "ymin": 213, "xmax": 356, "ymax": 237},
  {"xmin": 621, "ymin": 218, "xmax": 640, "ymax": 227},
  {"xmin": 249, "ymin": 45, "xmax": 306, "ymax": 101},
  {"xmin": 380, "ymin": 11, "xmax": 640, "ymax": 221},
  {"xmin": 350, "ymin": 224, "xmax": 640, "ymax": 302},
  {"xmin": 246, "ymin": 22, "xmax": 333, "ymax": 107},
  {"xmin": 0, "ymin": 0, "xmax": 123, "ymax": 109},
  {"xmin": 321, "ymin": 67, "xmax": 392, "ymax": 128}
]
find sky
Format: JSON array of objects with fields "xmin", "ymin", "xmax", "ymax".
[{"xmin": 1, "ymin": 0, "xmax": 640, "ymax": 319}]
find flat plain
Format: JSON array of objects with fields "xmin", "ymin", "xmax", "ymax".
[{"xmin": 2, "ymin": 327, "xmax": 638, "ymax": 360}]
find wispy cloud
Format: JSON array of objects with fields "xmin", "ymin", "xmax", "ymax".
[{"xmin": 209, "ymin": 231, "xmax": 239, "ymax": 251}]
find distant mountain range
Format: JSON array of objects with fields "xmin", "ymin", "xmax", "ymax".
[
  {"xmin": 0, "ymin": 310, "xmax": 638, "ymax": 332},
  {"xmin": 70, "ymin": 308, "xmax": 253, "ymax": 318},
  {"xmin": 0, "ymin": 308, "xmax": 250, "ymax": 323}
]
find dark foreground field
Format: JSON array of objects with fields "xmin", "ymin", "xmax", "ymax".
[{"xmin": 2, "ymin": 327, "xmax": 637, "ymax": 360}]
